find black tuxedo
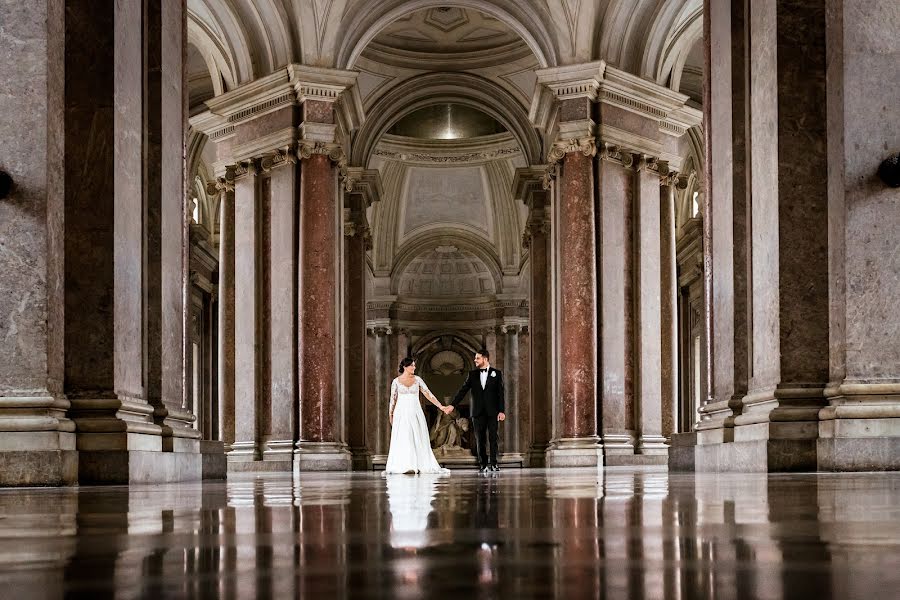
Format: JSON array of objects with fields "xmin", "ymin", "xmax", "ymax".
[{"xmin": 452, "ymin": 367, "xmax": 505, "ymax": 467}]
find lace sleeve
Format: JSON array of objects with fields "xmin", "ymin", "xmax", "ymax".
[
  {"xmin": 416, "ymin": 376, "xmax": 439, "ymax": 405},
  {"xmin": 389, "ymin": 378, "xmax": 398, "ymax": 420}
]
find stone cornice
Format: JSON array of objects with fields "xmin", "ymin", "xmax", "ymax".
[
  {"xmin": 287, "ymin": 64, "xmax": 359, "ymax": 104},
  {"xmin": 345, "ymin": 167, "xmax": 383, "ymax": 207},
  {"xmin": 534, "ymin": 60, "xmax": 606, "ymax": 102},
  {"xmin": 367, "ymin": 298, "xmax": 528, "ymax": 314},
  {"xmin": 512, "ymin": 166, "xmax": 548, "ymax": 207},
  {"xmin": 203, "ymin": 69, "xmax": 294, "ymax": 126},
  {"xmin": 533, "ymin": 61, "xmax": 698, "ymax": 141},
  {"xmin": 373, "ymin": 133, "xmax": 521, "ymax": 165},
  {"xmin": 192, "ymin": 65, "xmax": 363, "ymax": 142}
]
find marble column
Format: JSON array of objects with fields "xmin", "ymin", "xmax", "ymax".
[
  {"xmin": 598, "ymin": 149, "xmax": 637, "ymax": 461},
  {"xmin": 295, "ymin": 141, "xmax": 351, "ymax": 471},
  {"xmin": 0, "ymin": 0, "xmax": 76, "ymax": 485},
  {"xmin": 261, "ymin": 154, "xmax": 297, "ymax": 466},
  {"xmin": 482, "ymin": 329, "xmax": 497, "ymax": 362},
  {"xmin": 660, "ymin": 177, "xmax": 679, "ymax": 440},
  {"xmin": 516, "ymin": 171, "xmax": 551, "ymax": 467},
  {"xmin": 230, "ymin": 161, "xmax": 261, "ymax": 463},
  {"xmin": 697, "ymin": 0, "xmax": 738, "ymax": 438},
  {"xmin": 634, "ymin": 157, "xmax": 667, "ymax": 461},
  {"xmin": 819, "ymin": 0, "xmax": 900, "ymax": 470},
  {"xmin": 546, "ymin": 135, "xmax": 602, "ymax": 468},
  {"xmin": 501, "ymin": 325, "xmax": 522, "ymax": 463},
  {"xmin": 155, "ymin": 0, "xmax": 197, "ymax": 451},
  {"xmin": 396, "ymin": 329, "xmax": 411, "ymax": 366},
  {"xmin": 730, "ymin": 0, "xmax": 829, "ymax": 471},
  {"xmin": 370, "ymin": 327, "xmax": 393, "ymax": 460},
  {"xmin": 214, "ymin": 170, "xmax": 236, "ymax": 449},
  {"xmin": 344, "ymin": 170, "xmax": 381, "ymax": 470},
  {"xmin": 66, "ymin": 0, "xmax": 166, "ymax": 483}
]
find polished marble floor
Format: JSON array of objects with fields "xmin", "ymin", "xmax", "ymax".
[{"xmin": 1, "ymin": 467, "xmax": 899, "ymax": 599}]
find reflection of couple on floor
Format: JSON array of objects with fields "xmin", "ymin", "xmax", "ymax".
[{"xmin": 384, "ymin": 349, "xmax": 506, "ymax": 475}]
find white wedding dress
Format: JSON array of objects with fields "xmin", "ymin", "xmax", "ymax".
[{"xmin": 384, "ymin": 376, "xmax": 450, "ymax": 475}]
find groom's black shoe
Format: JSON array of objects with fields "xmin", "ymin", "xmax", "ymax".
[
  {"xmin": 489, "ymin": 464, "xmax": 500, "ymax": 472},
  {"xmin": 478, "ymin": 465, "xmax": 489, "ymax": 473}
]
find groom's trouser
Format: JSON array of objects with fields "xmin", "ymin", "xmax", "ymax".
[{"xmin": 472, "ymin": 416, "xmax": 499, "ymax": 466}]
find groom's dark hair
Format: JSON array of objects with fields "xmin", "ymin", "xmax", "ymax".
[{"xmin": 478, "ymin": 348, "xmax": 490, "ymax": 359}]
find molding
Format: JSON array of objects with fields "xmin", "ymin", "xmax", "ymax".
[
  {"xmin": 534, "ymin": 60, "xmax": 606, "ymax": 101},
  {"xmin": 512, "ymin": 165, "xmax": 548, "ymax": 206},
  {"xmin": 596, "ymin": 123, "xmax": 661, "ymax": 159},
  {"xmin": 345, "ymin": 167, "xmax": 383, "ymax": 206},
  {"xmin": 287, "ymin": 63, "xmax": 359, "ymax": 104},
  {"xmin": 224, "ymin": 127, "xmax": 297, "ymax": 165},
  {"xmin": 367, "ymin": 298, "xmax": 527, "ymax": 314}
]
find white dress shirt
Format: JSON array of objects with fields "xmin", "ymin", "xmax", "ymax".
[{"xmin": 480, "ymin": 366, "xmax": 490, "ymax": 389}]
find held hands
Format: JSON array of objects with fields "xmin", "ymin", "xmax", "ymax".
[
  {"xmin": 497, "ymin": 412, "xmax": 506, "ymax": 422},
  {"xmin": 440, "ymin": 405, "xmax": 454, "ymax": 415}
]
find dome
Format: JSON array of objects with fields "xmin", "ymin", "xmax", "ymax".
[
  {"xmin": 387, "ymin": 104, "xmax": 507, "ymax": 140},
  {"xmin": 398, "ymin": 246, "xmax": 496, "ymax": 298}
]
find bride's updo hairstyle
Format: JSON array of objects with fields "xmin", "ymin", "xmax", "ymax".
[{"xmin": 398, "ymin": 357, "xmax": 415, "ymax": 374}]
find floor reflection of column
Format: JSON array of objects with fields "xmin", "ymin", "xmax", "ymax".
[
  {"xmin": 296, "ymin": 496, "xmax": 349, "ymax": 598},
  {"xmin": 0, "ymin": 490, "xmax": 77, "ymax": 596},
  {"xmin": 546, "ymin": 471, "xmax": 602, "ymax": 598}
]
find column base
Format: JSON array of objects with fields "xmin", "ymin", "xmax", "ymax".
[
  {"xmin": 818, "ymin": 436, "xmax": 900, "ymax": 471},
  {"xmin": 499, "ymin": 452, "xmax": 526, "ymax": 467},
  {"xmin": 262, "ymin": 439, "xmax": 294, "ymax": 470},
  {"xmin": 293, "ymin": 441, "xmax": 352, "ymax": 472},
  {"xmin": 668, "ymin": 423, "xmax": 818, "ymax": 472},
  {"xmin": 350, "ymin": 447, "xmax": 373, "ymax": 470},
  {"xmin": 546, "ymin": 437, "xmax": 604, "ymax": 468},
  {"xmin": 0, "ymin": 440, "xmax": 78, "ymax": 486},
  {"xmin": 227, "ymin": 441, "xmax": 261, "ymax": 462},
  {"xmin": 201, "ymin": 440, "xmax": 227, "ymax": 479},
  {"xmin": 78, "ymin": 448, "xmax": 201, "ymax": 484},
  {"xmin": 817, "ymin": 383, "xmax": 900, "ymax": 471},
  {"xmin": 668, "ymin": 432, "xmax": 697, "ymax": 471},
  {"xmin": 527, "ymin": 443, "xmax": 548, "ymax": 467}
]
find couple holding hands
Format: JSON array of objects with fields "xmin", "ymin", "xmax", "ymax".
[{"xmin": 385, "ymin": 349, "xmax": 505, "ymax": 475}]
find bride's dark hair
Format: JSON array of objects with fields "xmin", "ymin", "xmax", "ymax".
[{"xmin": 398, "ymin": 356, "xmax": 415, "ymax": 374}]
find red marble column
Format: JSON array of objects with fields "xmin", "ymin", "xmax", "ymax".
[
  {"xmin": 295, "ymin": 151, "xmax": 351, "ymax": 471},
  {"xmin": 547, "ymin": 146, "xmax": 602, "ymax": 467}
]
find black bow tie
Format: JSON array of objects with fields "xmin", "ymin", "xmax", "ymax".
[{"xmin": 480, "ymin": 369, "xmax": 488, "ymax": 373}]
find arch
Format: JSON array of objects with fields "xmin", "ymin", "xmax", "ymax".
[
  {"xmin": 187, "ymin": 2, "xmax": 255, "ymax": 86},
  {"xmin": 351, "ymin": 72, "xmax": 542, "ymax": 167},
  {"xmin": 390, "ymin": 230, "xmax": 505, "ymax": 297},
  {"xmin": 639, "ymin": 0, "xmax": 703, "ymax": 87},
  {"xmin": 336, "ymin": 0, "xmax": 557, "ymax": 70},
  {"xmin": 412, "ymin": 330, "xmax": 483, "ymax": 357}
]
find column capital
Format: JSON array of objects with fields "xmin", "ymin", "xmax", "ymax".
[
  {"xmin": 296, "ymin": 141, "xmax": 354, "ymax": 191},
  {"xmin": 232, "ymin": 159, "xmax": 258, "ymax": 179},
  {"xmin": 548, "ymin": 137, "xmax": 597, "ymax": 164},
  {"xmin": 259, "ymin": 146, "xmax": 297, "ymax": 172}
]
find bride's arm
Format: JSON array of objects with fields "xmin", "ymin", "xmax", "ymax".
[
  {"xmin": 416, "ymin": 376, "xmax": 444, "ymax": 409},
  {"xmin": 389, "ymin": 379, "xmax": 398, "ymax": 424}
]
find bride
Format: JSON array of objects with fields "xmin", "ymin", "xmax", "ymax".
[{"xmin": 384, "ymin": 357, "xmax": 451, "ymax": 475}]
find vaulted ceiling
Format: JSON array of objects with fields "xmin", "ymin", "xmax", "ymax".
[{"xmin": 188, "ymin": 0, "xmax": 704, "ymax": 303}]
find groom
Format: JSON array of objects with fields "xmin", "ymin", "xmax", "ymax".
[{"xmin": 443, "ymin": 349, "xmax": 505, "ymax": 472}]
